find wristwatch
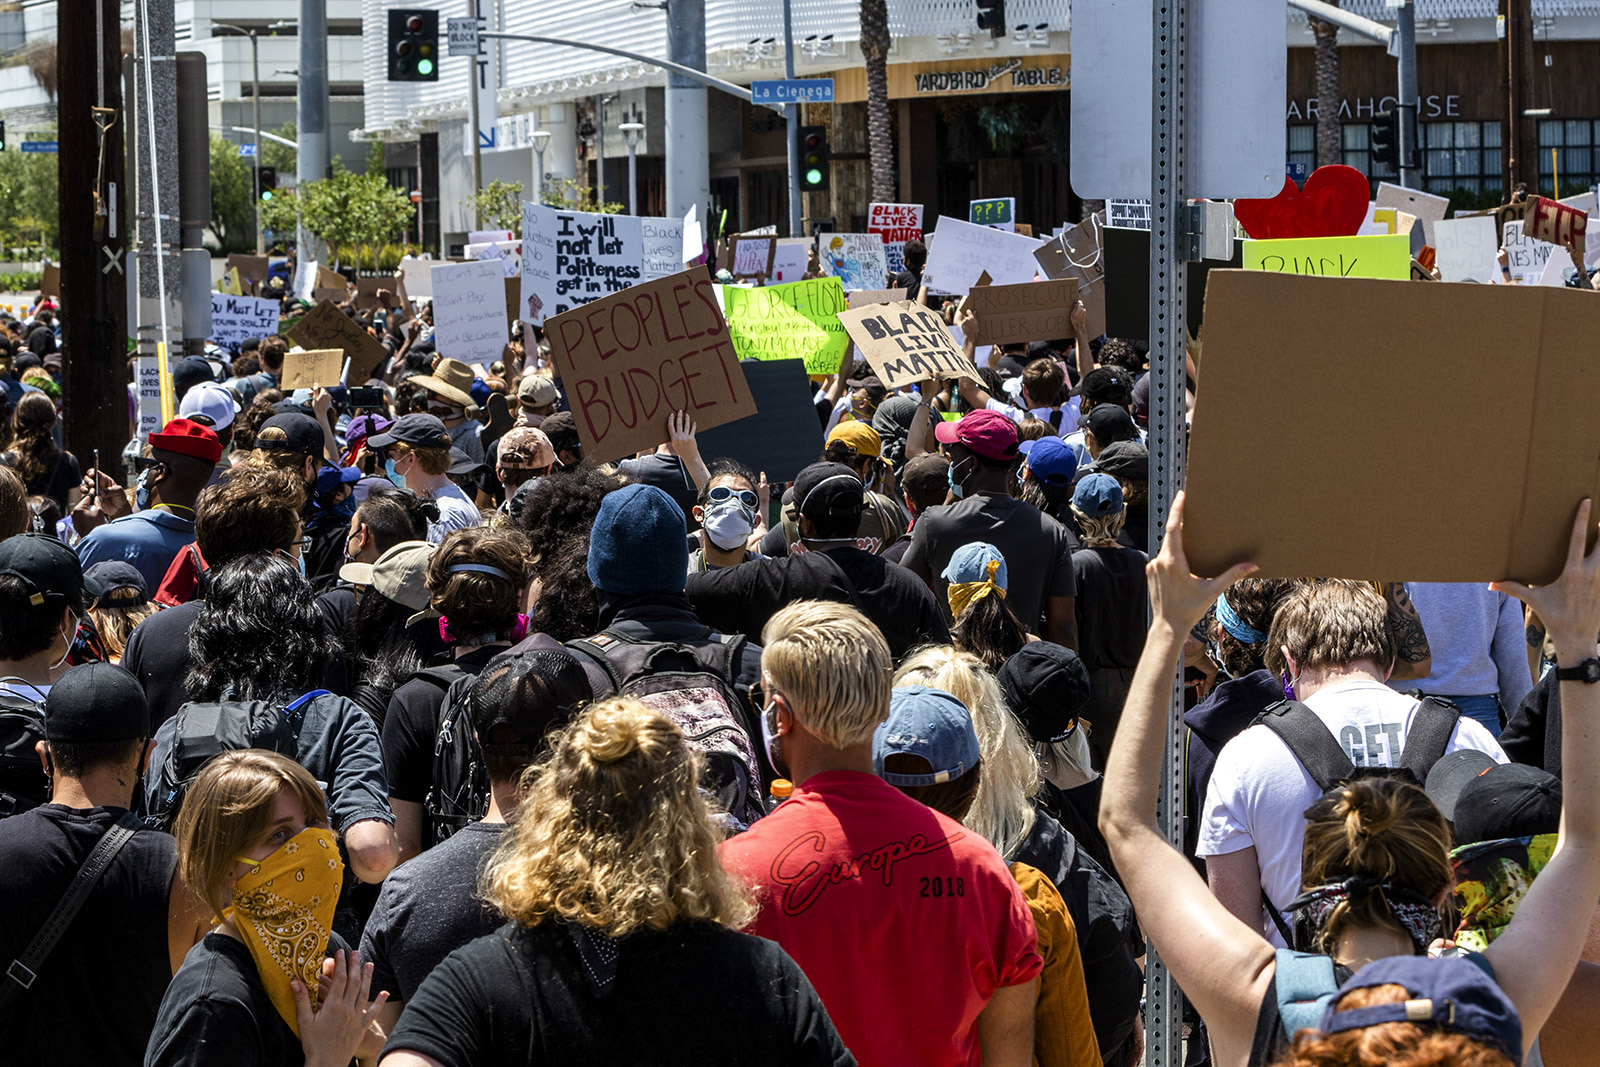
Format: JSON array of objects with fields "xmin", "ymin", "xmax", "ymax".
[{"xmin": 1555, "ymin": 657, "xmax": 1600, "ymax": 684}]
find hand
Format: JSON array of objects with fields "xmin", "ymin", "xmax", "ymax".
[
  {"xmin": 374, "ymin": 288, "xmax": 396, "ymax": 310},
  {"xmin": 293, "ymin": 950, "xmax": 388, "ymax": 1067},
  {"xmin": 666, "ymin": 410, "xmax": 700, "ymax": 459},
  {"xmin": 957, "ymin": 307, "xmax": 982, "ymax": 347},
  {"xmin": 318, "ymin": 957, "xmax": 389, "ymax": 1062},
  {"xmin": 1146, "ymin": 492, "xmax": 1258, "ymax": 637},
  {"xmin": 406, "ymin": 318, "xmax": 424, "ymax": 341},
  {"xmin": 1492, "ymin": 499, "xmax": 1600, "ymax": 662},
  {"xmin": 1070, "ymin": 299, "xmax": 1087, "ymax": 333},
  {"xmin": 756, "ymin": 470, "xmax": 770, "ymax": 516},
  {"xmin": 311, "ymin": 385, "xmax": 333, "ymax": 421},
  {"xmin": 81, "ymin": 468, "xmax": 130, "ymax": 521}
]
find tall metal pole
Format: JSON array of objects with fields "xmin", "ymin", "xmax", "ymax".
[
  {"xmin": 781, "ymin": 0, "xmax": 801, "ymax": 236},
  {"xmin": 467, "ymin": 0, "xmax": 483, "ymax": 228},
  {"xmin": 664, "ymin": 0, "xmax": 710, "ymax": 221},
  {"xmin": 132, "ymin": 0, "xmax": 181, "ymax": 376},
  {"xmin": 531, "ymin": 132, "xmax": 549, "ymax": 203},
  {"xmin": 620, "ymin": 122, "xmax": 644, "ymax": 216},
  {"xmin": 594, "ymin": 94, "xmax": 606, "ymax": 203},
  {"xmin": 1396, "ymin": 0, "xmax": 1420, "ymax": 189},
  {"xmin": 217, "ymin": 25, "xmax": 264, "ymax": 253},
  {"xmin": 298, "ymin": 0, "xmax": 329, "ymax": 255}
]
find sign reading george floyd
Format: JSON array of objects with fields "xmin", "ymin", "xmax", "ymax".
[
  {"xmin": 836, "ymin": 300, "xmax": 983, "ymax": 390},
  {"xmin": 965, "ymin": 278, "xmax": 1078, "ymax": 346},
  {"xmin": 545, "ymin": 269, "xmax": 756, "ymax": 464},
  {"xmin": 1185, "ymin": 269, "xmax": 1600, "ymax": 584}
]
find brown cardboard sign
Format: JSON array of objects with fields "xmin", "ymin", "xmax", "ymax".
[
  {"xmin": 280, "ymin": 348, "xmax": 345, "ymax": 390},
  {"xmin": 287, "ymin": 300, "xmax": 389, "ymax": 384},
  {"xmin": 1185, "ymin": 270, "xmax": 1600, "ymax": 584},
  {"xmin": 504, "ymin": 277, "xmax": 521, "ymax": 335},
  {"xmin": 545, "ymin": 269, "xmax": 756, "ymax": 464},
  {"xmin": 846, "ymin": 287, "xmax": 908, "ymax": 309},
  {"xmin": 965, "ymin": 278, "xmax": 1077, "ymax": 346},
  {"xmin": 1524, "ymin": 196, "xmax": 1587, "ymax": 248},
  {"xmin": 836, "ymin": 301, "xmax": 982, "ymax": 390},
  {"xmin": 39, "ymin": 263, "xmax": 59, "ymax": 298},
  {"xmin": 355, "ymin": 275, "xmax": 412, "ymax": 322},
  {"xmin": 1033, "ymin": 216, "xmax": 1107, "ymax": 339},
  {"xmin": 227, "ymin": 254, "xmax": 271, "ymax": 293},
  {"xmin": 317, "ymin": 266, "xmax": 348, "ymax": 291}
]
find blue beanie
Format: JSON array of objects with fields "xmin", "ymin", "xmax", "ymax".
[{"xmin": 587, "ymin": 483, "xmax": 689, "ymax": 595}]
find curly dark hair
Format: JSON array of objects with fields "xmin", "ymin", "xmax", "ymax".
[
  {"xmin": 344, "ymin": 588, "xmax": 425, "ymax": 727},
  {"xmin": 194, "ymin": 464, "xmax": 306, "ymax": 567},
  {"xmin": 186, "ymin": 553, "xmax": 336, "ymax": 703},
  {"xmin": 232, "ymin": 389, "xmax": 284, "ymax": 452},
  {"xmin": 427, "ymin": 525, "xmax": 531, "ymax": 642},
  {"xmin": 1214, "ymin": 577, "xmax": 1293, "ymax": 678},
  {"xmin": 516, "ymin": 461, "xmax": 620, "ymax": 562},
  {"xmin": 528, "ymin": 534, "xmax": 599, "ymax": 642}
]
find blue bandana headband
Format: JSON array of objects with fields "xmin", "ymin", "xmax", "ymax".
[{"xmin": 1215, "ymin": 592, "xmax": 1268, "ymax": 645}]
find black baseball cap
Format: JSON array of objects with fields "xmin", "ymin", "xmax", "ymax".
[
  {"xmin": 446, "ymin": 447, "xmax": 486, "ymax": 477},
  {"xmin": 0, "ymin": 533, "xmax": 101, "ymax": 606},
  {"xmin": 1424, "ymin": 749, "xmax": 1498, "ymax": 824},
  {"xmin": 1081, "ymin": 404, "xmax": 1138, "ymax": 445},
  {"xmin": 467, "ymin": 648, "xmax": 592, "ymax": 755},
  {"xmin": 44, "ymin": 662, "xmax": 149, "ymax": 742},
  {"xmin": 541, "ymin": 411, "xmax": 582, "ymax": 456},
  {"xmin": 1454, "ymin": 762, "xmax": 1562, "ymax": 845},
  {"xmin": 368, "ymin": 412, "xmax": 451, "ymax": 451},
  {"xmin": 997, "ymin": 641, "xmax": 1092, "ymax": 743},
  {"xmin": 255, "ymin": 412, "xmax": 326, "ymax": 458},
  {"xmin": 793, "ymin": 462, "xmax": 864, "ymax": 521},
  {"xmin": 1068, "ymin": 366, "xmax": 1135, "ymax": 405},
  {"xmin": 83, "ymin": 561, "xmax": 150, "ymax": 607}
]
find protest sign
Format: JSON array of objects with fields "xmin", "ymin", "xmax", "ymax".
[
  {"xmin": 208, "ymin": 293, "xmax": 279, "ymax": 348},
  {"xmin": 226, "ymin": 254, "xmax": 271, "ymax": 294},
  {"xmin": 727, "ymin": 235, "xmax": 777, "ymax": 281},
  {"xmin": 697, "ymin": 359, "xmax": 824, "ymax": 483},
  {"xmin": 721, "ymin": 277, "xmax": 850, "ymax": 375},
  {"xmin": 847, "ymin": 288, "xmax": 908, "ymax": 308},
  {"xmin": 684, "ymin": 203, "xmax": 704, "ymax": 264},
  {"xmin": 969, "ymin": 197, "xmax": 1015, "ymax": 231},
  {"xmin": 920, "ymin": 216, "xmax": 1042, "ymax": 294},
  {"xmin": 470, "ymin": 241, "xmax": 522, "ymax": 278},
  {"xmin": 431, "ymin": 260, "xmax": 510, "ymax": 368},
  {"xmin": 1433, "ymin": 217, "xmax": 1499, "ymax": 283},
  {"xmin": 771, "ymin": 239, "xmax": 810, "ymax": 283},
  {"xmin": 1187, "ymin": 269, "xmax": 1600, "ymax": 584},
  {"xmin": 544, "ymin": 269, "xmax": 755, "ymax": 464},
  {"xmin": 1536, "ymin": 251, "xmax": 1573, "ymax": 287},
  {"xmin": 520, "ymin": 201, "xmax": 646, "ymax": 327},
  {"xmin": 355, "ymin": 275, "xmax": 412, "ymax": 321},
  {"xmin": 966, "ymin": 279, "xmax": 1078, "ymax": 346},
  {"xmin": 1106, "ymin": 199, "xmax": 1152, "ymax": 230},
  {"xmin": 1504, "ymin": 221, "xmax": 1557, "ymax": 285},
  {"xmin": 40, "ymin": 263, "xmax": 59, "ymax": 298},
  {"xmin": 1240, "ymin": 234, "xmax": 1411, "ymax": 280},
  {"xmin": 1523, "ymin": 196, "xmax": 1587, "ymax": 248},
  {"xmin": 868, "ymin": 202, "xmax": 924, "ymax": 276},
  {"xmin": 281, "ymin": 349, "xmax": 345, "ymax": 390},
  {"xmin": 136, "ymin": 358, "xmax": 163, "ymax": 438},
  {"xmin": 288, "ymin": 300, "xmax": 389, "ymax": 383},
  {"xmin": 1375, "ymin": 183, "xmax": 1449, "ymax": 245},
  {"xmin": 317, "ymin": 266, "xmax": 347, "ymax": 292},
  {"xmin": 398, "ymin": 256, "xmax": 434, "ymax": 300},
  {"xmin": 818, "ymin": 233, "xmax": 888, "ymax": 291},
  {"xmin": 293, "ymin": 262, "xmax": 317, "ymax": 302},
  {"xmin": 1034, "ymin": 215, "xmax": 1108, "ymax": 339},
  {"xmin": 217, "ymin": 269, "xmax": 243, "ymax": 296},
  {"xmin": 642, "ymin": 216, "xmax": 686, "ymax": 282},
  {"xmin": 1104, "ymin": 225, "xmax": 1239, "ymax": 337},
  {"xmin": 836, "ymin": 301, "xmax": 982, "ymax": 390}
]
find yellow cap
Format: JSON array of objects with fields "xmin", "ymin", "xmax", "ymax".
[{"xmin": 769, "ymin": 779, "xmax": 794, "ymax": 798}]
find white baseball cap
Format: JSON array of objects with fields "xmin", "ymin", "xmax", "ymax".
[{"xmin": 178, "ymin": 382, "xmax": 241, "ymax": 431}]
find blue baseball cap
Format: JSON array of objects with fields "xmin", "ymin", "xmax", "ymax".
[
  {"xmin": 874, "ymin": 685, "xmax": 981, "ymax": 787},
  {"xmin": 315, "ymin": 462, "xmax": 363, "ymax": 498},
  {"xmin": 1019, "ymin": 435, "xmax": 1078, "ymax": 485},
  {"xmin": 1319, "ymin": 955, "xmax": 1521, "ymax": 1064},
  {"xmin": 1072, "ymin": 472, "xmax": 1124, "ymax": 517},
  {"xmin": 940, "ymin": 541, "xmax": 1008, "ymax": 590}
]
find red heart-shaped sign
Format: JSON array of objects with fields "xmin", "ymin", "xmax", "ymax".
[{"xmin": 1233, "ymin": 165, "xmax": 1371, "ymax": 240}]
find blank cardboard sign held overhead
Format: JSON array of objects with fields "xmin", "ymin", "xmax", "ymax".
[{"xmin": 1184, "ymin": 270, "xmax": 1600, "ymax": 585}]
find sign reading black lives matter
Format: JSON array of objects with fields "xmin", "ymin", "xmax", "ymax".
[{"xmin": 836, "ymin": 300, "xmax": 983, "ymax": 390}]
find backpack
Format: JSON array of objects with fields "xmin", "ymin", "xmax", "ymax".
[
  {"xmin": 0, "ymin": 687, "xmax": 47, "ymax": 818},
  {"xmin": 1254, "ymin": 696, "xmax": 1461, "ymax": 794},
  {"xmin": 145, "ymin": 690, "xmax": 329, "ymax": 831},
  {"xmin": 567, "ymin": 630, "xmax": 764, "ymax": 827},
  {"xmin": 416, "ymin": 666, "xmax": 489, "ymax": 850}
]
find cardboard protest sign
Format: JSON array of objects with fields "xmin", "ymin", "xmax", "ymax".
[
  {"xmin": 965, "ymin": 279, "xmax": 1078, "ymax": 346},
  {"xmin": 1034, "ymin": 215, "xmax": 1107, "ymax": 339},
  {"xmin": 1106, "ymin": 199, "xmax": 1151, "ymax": 230},
  {"xmin": 696, "ymin": 359, "xmax": 825, "ymax": 483},
  {"xmin": 1433, "ymin": 217, "xmax": 1499, "ymax": 283},
  {"xmin": 470, "ymin": 241, "xmax": 521, "ymax": 278},
  {"xmin": 1376, "ymin": 184, "xmax": 1449, "ymax": 246},
  {"xmin": 721, "ymin": 277, "xmax": 850, "ymax": 375},
  {"xmin": 226, "ymin": 254, "xmax": 271, "ymax": 294},
  {"xmin": 1504, "ymin": 221, "xmax": 1557, "ymax": 285},
  {"xmin": 642, "ymin": 216, "xmax": 686, "ymax": 282},
  {"xmin": 1104, "ymin": 225, "xmax": 1239, "ymax": 338},
  {"xmin": 317, "ymin": 266, "xmax": 347, "ymax": 291},
  {"xmin": 354, "ymin": 275, "xmax": 412, "ymax": 321},
  {"xmin": 727, "ymin": 235, "xmax": 777, "ymax": 281},
  {"xmin": 1523, "ymin": 196, "xmax": 1587, "ymax": 248},
  {"xmin": 1240, "ymin": 234, "xmax": 1411, "ymax": 280},
  {"xmin": 281, "ymin": 349, "xmax": 345, "ymax": 390},
  {"xmin": 520, "ymin": 202, "xmax": 646, "ymax": 328},
  {"xmin": 868, "ymin": 202, "xmax": 924, "ymax": 276},
  {"xmin": 430, "ymin": 260, "xmax": 510, "ymax": 368},
  {"xmin": 40, "ymin": 263, "xmax": 59, "ymax": 298},
  {"xmin": 544, "ymin": 269, "xmax": 756, "ymax": 464},
  {"xmin": 1186, "ymin": 269, "xmax": 1600, "ymax": 584},
  {"xmin": 208, "ymin": 293, "xmax": 280, "ymax": 348},
  {"xmin": 217, "ymin": 268, "xmax": 243, "ymax": 296},
  {"xmin": 771, "ymin": 239, "xmax": 810, "ymax": 283},
  {"xmin": 846, "ymin": 288, "xmax": 908, "ymax": 308},
  {"xmin": 818, "ymin": 233, "xmax": 889, "ymax": 291},
  {"xmin": 920, "ymin": 216, "xmax": 1042, "ymax": 294},
  {"xmin": 288, "ymin": 300, "xmax": 389, "ymax": 383},
  {"xmin": 836, "ymin": 301, "xmax": 982, "ymax": 390}
]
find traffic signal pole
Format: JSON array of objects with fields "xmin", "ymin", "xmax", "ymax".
[
  {"xmin": 781, "ymin": 0, "xmax": 801, "ymax": 236},
  {"xmin": 466, "ymin": 0, "xmax": 483, "ymax": 228}
]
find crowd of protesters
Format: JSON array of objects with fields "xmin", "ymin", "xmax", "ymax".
[{"xmin": 0, "ymin": 250, "xmax": 1592, "ymax": 1067}]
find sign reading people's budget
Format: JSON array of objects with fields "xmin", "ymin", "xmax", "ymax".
[
  {"xmin": 836, "ymin": 300, "xmax": 983, "ymax": 390},
  {"xmin": 521, "ymin": 201, "xmax": 645, "ymax": 327},
  {"xmin": 545, "ymin": 269, "xmax": 756, "ymax": 463},
  {"xmin": 209, "ymin": 294, "xmax": 279, "ymax": 348},
  {"xmin": 430, "ymin": 260, "xmax": 510, "ymax": 368},
  {"xmin": 921, "ymin": 216, "xmax": 1042, "ymax": 294},
  {"xmin": 818, "ymin": 233, "xmax": 888, "ymax": 292},
  {"xmin": 721, "ymin": 277, "xmax": 850, "ymax": 375},
  {"xmin": 868, "ymin": 202, "xmax": 924, "ymax": 276}
]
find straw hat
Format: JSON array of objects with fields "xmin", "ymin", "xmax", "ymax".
[{"xmin": 408, "ymin": 357, "xmax": 479, "ymax": 412}]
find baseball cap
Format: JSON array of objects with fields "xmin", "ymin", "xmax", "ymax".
[
  {"xmin": 517, "ymin": 373, "xmax": 558, "ymax": 407},
  {"xmin": 1068, "ymin": 366, "xmax": 1136, "ymax": 404},
  {"xmin": 792, "ymin": 462, "xmax": 865, "ymax": 521},
  {"xmin": 178, "ymin": 382, "xmax": 240, "ymax": 431},
  {"xmin": 446, "ymin": 448, "xmax": 486, "ymax": 478},
  {"xmin": 1019, "ymin": 435, "xmax": 1079, "ymax": 485},
  {"xmin": 941, "ymin": 541, "xmax": 1008, "ymax": 589},
  {"xmin": 827, "ymin": 420, "xmax": 883, "ymax": 459},
  {"xmin": 541, "ymin": 411, "xmax": 582, "ymax": 457},
  {"xmin": 83, "ymin": 561, "xmax": 149, "ymax": 607},
  {"xmin": 1072, "ymin": 472, "xmax": 1125, "ymax": 517},
  {"xmin": 1081, "ymin": 404, "xmax": 1138, "ymax": 445},
  {"xmin": 1424, "ymin": 749, "xmax": 1499, "ymax": 825},
  {"xmin": 255, "ymin": 412, "xmax": 326, "ymax": 458},
  {"xmin": 497, "ymin": 427, "xmax": 556, "ymax": 469},
  {"xmin": 1092, "ymin": 440, "xmax": 1149, "ymax": 482},
  {"xmin": 934, "ymin": 408, "xmax": 1020, "ymax": 461},
  {"xmin": 367, "ymin": 412, "xmax": 452, "ymax": 451},
  {"xmin": 1454, "ymin": 762, "xmax": 1563, "ymax": 845},
  {"xmin": 998, "ymin": 641, "xmax": 1092, "ymax": 743},
  {"xmin": 466, "ymin": 647, "xmax": 592, "ymax": 753},
  {"xmin": 43, "ymin": 662, "xmax": 149, "ymax": 743},
  {"xmin": 149, "ymin": 418, "xmax": 224, "ymax": 464},
  {"xmin": 1318, "ymin": 955, "xmax": 1521, "ymax": 1064},
  {"xmin": 874, "ymin": 685, "xmax": 982, "ymax": 787},
  {"xmin": 173, "ymin": 356, "xmax": 215, "ymax": 397},
  {"xmin": 0, "ymin": 533, "xmax": 101, "ymax": 605},
  {"xmin": 901, "ymin": 453, "xmax": 950, "ymax": 503},
  {"xmin": 339, "ymin": 540, "xmax": 435, "ymax": 611},
  {"xmin": 845, "ymin": 372, "xmax": 886, "ymax": 391},
  {"xmin": 315, "ymin": 462, "xmax": 363, "ymax": 498}
]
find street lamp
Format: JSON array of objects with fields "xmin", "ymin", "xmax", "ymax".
[
  {"xmin": 213, "ymin": 22, "xmax": 264, "ymax": 253},
  {"xmin": 619, "ymin": 121, "xmax": 644, "ymax": 217},
  {"xmin": 530, "ymin": 129, "xmax": 551, "ymax": 204}
]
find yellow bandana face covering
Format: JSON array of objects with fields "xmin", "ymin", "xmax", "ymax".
[
  {"xmin": 947, "ymin": 558, "xmax": 1006, "ymax": 618},
  {"xmin": 225, "ymin": 827, "xmax": 344, "ymax": 1037}
]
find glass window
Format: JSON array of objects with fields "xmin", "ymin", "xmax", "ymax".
[
  {"xmin": 1538, "ymin": 119, "xmax": 1600, "ymax": 196},
  {"xmin": 1421, "ymin": 121, "xmax": 1501, "ymax": 195},
  {"xmin": 1287, "ymin": 124, "xmax": 1315, "ymax": 176}
]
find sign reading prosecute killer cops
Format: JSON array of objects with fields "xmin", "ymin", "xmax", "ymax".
[
  {"xmin": 545, "ymin": 269, "xmax": 756, "ymax": 464},
  {"xmin": 835, "ymin": 300, "xmax": 983, "ymax": 390}
]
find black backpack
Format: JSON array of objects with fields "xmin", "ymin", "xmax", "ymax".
[
  {"xmin": 0, "ymin": 686, "xmax": 47, "ymax": 818},
  {"xmin": 416, "ymin": 666, "xmax": 488, "ymax": 850},
  {"xmin": 567, "ymin": 630, "xmax": 765, "ymax": 828},
  {"xmin": 145, "ymin": 690, "xmax": 329, "ymax": 830}
]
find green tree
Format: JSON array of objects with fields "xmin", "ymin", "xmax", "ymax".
[
  {"xmin": 539, "ymin": 177, "xmax": 623, "ymax": 214},
  {"xmin": 0, "ymin": 149, "xmax": 59, "ymax": 254},
  {"xmin": 364, "ymin": 139, "xmax": 386, "ymax": 177},
  {"xmin": 260, "ymin": 121, "xmax": 297, "ymax": 175},
  {"xmin": 297, "ymin": 171, "xmax": 415, "ymax": 266},
  {"xmin": 208, "ymin": 133, "xmax": 256, "ymax": 252},
  {"xmin": 468, "ymin": 180, "xmax": 525, "ymax": 230},
  {"xmin": 259, "ymin": 187, "xmax": 300, "ymax": 244}
]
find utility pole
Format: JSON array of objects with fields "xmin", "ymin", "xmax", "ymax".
[
  {"xmin": 1500, "ymin": 0, "xmax": 1534, "ymax": 192},
  {"xmin": 467, "ymin": 0, "xmax": 483, "ymax": 228},
  {"xmin": 781, "ymin": 0, "xmax": 801, "ymax": 236},
  {"xmin": 1395, "ymin": 0, "xmax": 1420, "ymax": 189},
  {"xmin": 664, "ymin": 0, "xmax": 710, "ymax": 221},
  {"xmin": 130, "ymin": 0, "xmax": 182, "ymax": 432},
  {"xmin": 215, "ymin": 24, "xmax": 263, "ymax": 253},
  {"xmin": 298, "ymin": 0, "xmax": 329, "ymax": 255},
  {"xmin": 58, "ymin": 0, "xmax": 129, "ymax": 468}
]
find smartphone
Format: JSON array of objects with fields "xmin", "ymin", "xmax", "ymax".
[
  {"xmin": 348, "ymin": 387, "xmax": 386, "ymax": 411},
  {"xmin": 374, "ymin": 310, "xmax": 388, "ymax": 330},
  {"xmin": 91, "ymin": 449, "xmax": 99, "ymax": 505}
]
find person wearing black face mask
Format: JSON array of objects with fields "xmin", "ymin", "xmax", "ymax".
[{"xmin": 0, "ymin": 663, "xmax": 212, "ymax": 1066}]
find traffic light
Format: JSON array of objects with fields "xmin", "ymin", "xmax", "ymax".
[
  {"xmin": 259, "ymin": 167, "xmax": 278, "ymax": 201},
  {"xmin": 799, "ymin": 126, "xmax": 830, "ymax": 193},
  {"xmin": 0, "ymin": 121, "xmax": 8, "ymax": 152},
  {"xmin": 388, "ymin": 9, "xmax": 439, "ymax": 82},
  {"xmin": 976, "ymin": 0, "xmax": 1007, "ymax": 38},
  {"xmin": 1371, "ymin": 111, "xmax": 1397, "ymax": 168}
]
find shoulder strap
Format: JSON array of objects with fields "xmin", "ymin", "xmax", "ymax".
[
  {"xmin": 565, "ymin": 636, "xmax": 627, "ymax": 693},
  {"xmin": 1397, "ymin": 696, "xmax": 1462, "ymax": 783},
  {"xmin": 1262, "ymin": 889, "xmax": 1296, "ymax": 947},
  {"xmin": 284, "ymin": 690, "xmax": 331, "ymax": 714},
  {"xmin": 1272, "ymin": 947, "xmax": 1340, "ymax": 1039},
  {"xmin": 1256, "ymin": 700, "xmax": 1356, "ymax": 793},
  {"xmin": 0, "ymin": 812, "xmax": 139, "ymax": 1014}
]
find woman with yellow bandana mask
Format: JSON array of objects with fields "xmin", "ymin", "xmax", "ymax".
[
  {"xmin": 943, "ymin": 541, "xmax": 1038, "ymax": 671},
  {"xmin": 145, "ymin": 751, "xmax": 390, "ymax": 1067}
]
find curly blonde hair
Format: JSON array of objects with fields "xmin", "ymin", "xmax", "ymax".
[{"xmin": 481, "ymin": 696, "xmax": 755, "ymax": 937}]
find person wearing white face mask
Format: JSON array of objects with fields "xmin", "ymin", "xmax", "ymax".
[
  {"xmin": 688, "ymin": 460, "xmax": 766, "ymax": 574},
  {"xmin": 0, "ymin": 532, "xmax": 102, "ymax": 706}
]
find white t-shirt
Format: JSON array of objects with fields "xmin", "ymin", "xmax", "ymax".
[
  {"xmin": 1196, "ymin": 676, "xmax": 1506, "ymax": 945},
  {"xmin": 425, "ymin": 481, "xmax": 483, "ymax": 543},
  {"xmin": 984, "ymin": 397, "xmax": 1078, "ymax": 437}
]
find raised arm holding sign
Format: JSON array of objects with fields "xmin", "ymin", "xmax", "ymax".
[{"xmin": 836, "ymin": 300, "xmax": 983, "ymax": 390}]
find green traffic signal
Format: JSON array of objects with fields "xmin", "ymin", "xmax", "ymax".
[
  {"xmin": 417, "ymin": 58, "xmax": 433, "ymax": 75},
  {"xmin": 805, "ymin": 168, "xmax": 823, "ymax": 186}
]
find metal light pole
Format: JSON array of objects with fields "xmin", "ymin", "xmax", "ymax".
[
  {"xmin": 1395, "ymin": 0, "xmax": 1421, "ymax": 188},
  {"xmin": 619, "ymin": 120, "xmax": 643, "ymax": 216},
  {"xmin": 214, "ymin": 23, "xmax": 263, "ymax": 253},
  {"xmin": 298, "ymin": 0, "xmax": 329, "ymax": 258},
  {"xmin": 780, "ymin": 0, "xmax": 801, "ymax": 236},
  {"xmin": 530, "ymin": 128, "xmax": 550, "ymax": 204}
]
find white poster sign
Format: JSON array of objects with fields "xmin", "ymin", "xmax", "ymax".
[
  {"xmin": 520, "ymin": 202, "xmax": 645, "ymax": 327},
  {"xmin": 642, "ymin": 216, "xmax": 685, "ymax": 282},
  {"xmin": 208, "ymin": 293, "xmax": 279, "ymax": 348},
  {"xmin": 920, "ymin": 215, "xmax": 1044, "ymax": 294},
  {"xmin": 1432, "ymin": 217, "xmax": 1498, "ymax": 284},
  {"xmin": 1504, "ymin": 221, "xmax": 1558, "ymax": 286},
  {"xmin": 1106, "ymin": 199, "xmax": 1152, "ymax": 230},
  {"xmin": 818, "ymin": 233, "xmax": 889, "ymax": 291},
  {"xmin": 772, "ymin": 238, "xmax": 810, "ymax": 284},
  {"xmin": 430, "ymin": 259, "xmax": 510, "ymax": 367}
]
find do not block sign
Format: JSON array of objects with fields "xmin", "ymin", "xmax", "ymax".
[
  {"xmin": 545, "ymin": 268, "xmax": 756, "ymax": 464},
  {"xmin": 836, "ymin": 301, "xmax": 983, "ymax": 390}
]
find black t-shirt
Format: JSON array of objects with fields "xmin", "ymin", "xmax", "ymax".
[
  {"xmin": 0, "ymin": 806, "xmax": 177, "ymax": 1067},
  {"xmin": 385, "ymin": 920, "xmax": 855, "ymax": 1067},
  {"xmin": 1070, "ymin": 545, "xmax": 1149, "ymax": 671},
  {"xmin": 5, "ymin": 447, "xmax": 80, "ymax": 510},
  {"xmin": 145, "ymin": 933, "xmax": 301, "ymax": 1067},
  {"xmin": 316, "ymin": 585, "xmax": 357, "ymax": 642},
  {"xmin": 381, "ymin": 646, "xmax": 506, "ymax": 803}
]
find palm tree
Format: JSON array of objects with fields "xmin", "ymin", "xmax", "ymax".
[
  {"xmin": 1313, "ymin": 2, "xmax": 1342, "ymax": 167},
  {"xmin": 859, "ymin": 0, "xmax": 895, "ymax": 202}
]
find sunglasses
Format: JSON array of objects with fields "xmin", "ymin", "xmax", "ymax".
[{"xmin": 707, "ymin": 485, "xmax": 759, "ymax": 509}]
